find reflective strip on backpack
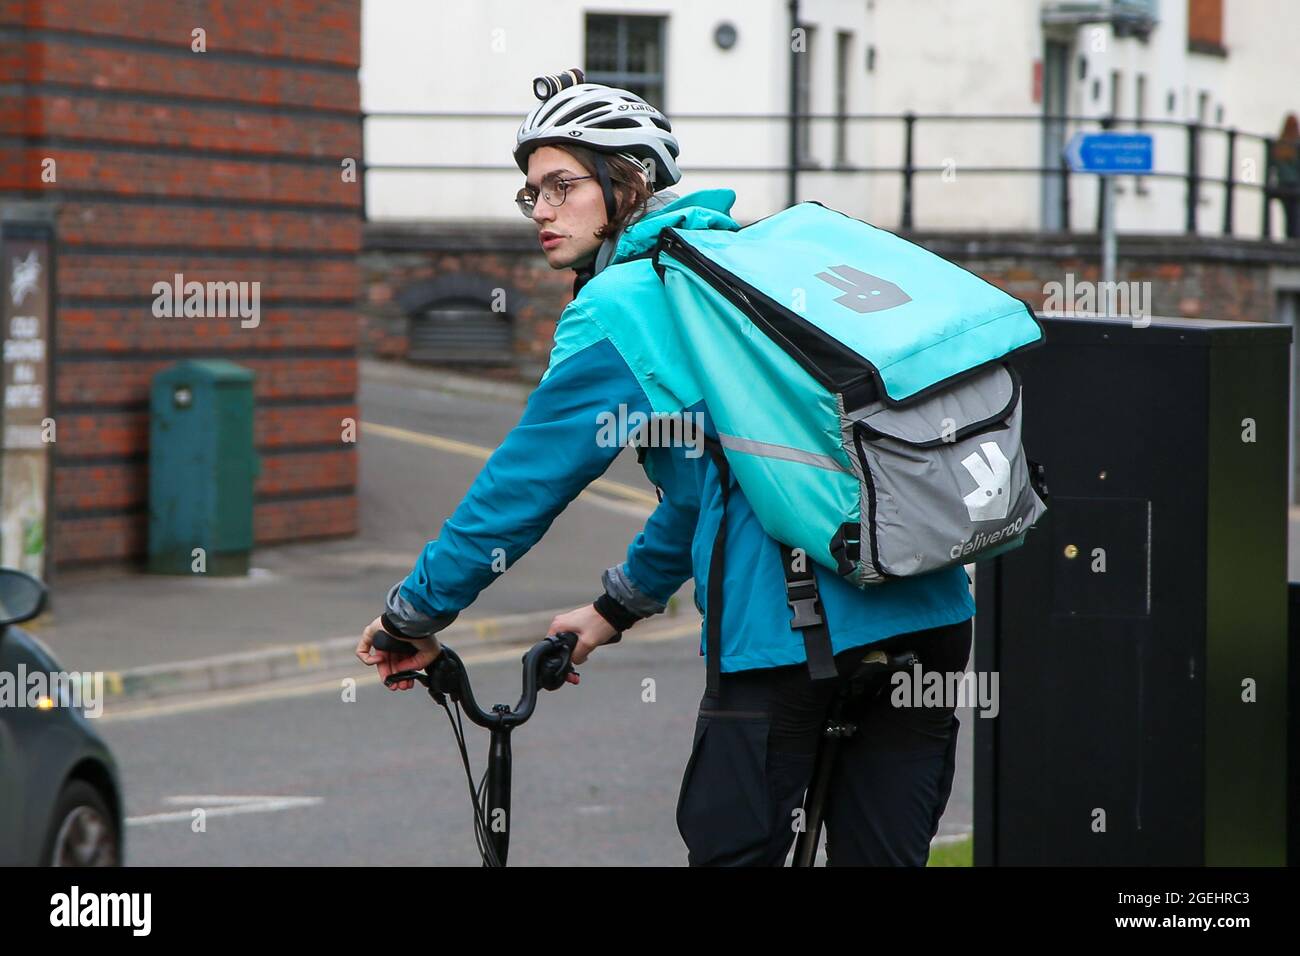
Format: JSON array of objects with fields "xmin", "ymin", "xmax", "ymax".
[{"xmin": 717, "ymin": 433, "xmax": 851, "ymax": 474}]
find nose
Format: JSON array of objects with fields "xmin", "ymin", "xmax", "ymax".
[{"xmin": 531, "ymin": 200, "xmax": 556, "ymax": 228}]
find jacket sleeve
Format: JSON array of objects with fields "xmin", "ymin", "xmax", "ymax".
[
  {"xmin": 385, "ymin": 330, "xmax": 654, "ymax": 635},
  {"xmin": 603, "ymin": 447, "xmax": 701, "ymax": 616}
]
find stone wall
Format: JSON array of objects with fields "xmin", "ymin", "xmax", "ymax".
[{"xmin": 362, "ymin": 221, "xmax": 575, "ymax": 382}]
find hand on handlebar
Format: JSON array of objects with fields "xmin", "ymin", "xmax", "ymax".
[
  {"xmin": 548, "ymin": 604, "xmax": 619, "ymax": 685},
  {"xmin": 356, "ymin": 616, "xmax": 442, "ymax": 691}
]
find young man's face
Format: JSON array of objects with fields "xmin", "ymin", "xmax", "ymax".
[{"xmin": 523, "ymin": 146, "xmax": 608, "ymax": 270}]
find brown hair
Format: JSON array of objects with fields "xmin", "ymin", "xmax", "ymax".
[{"xmin": 560, "ymin": 144, "xmax": 657, "ymax": 241}]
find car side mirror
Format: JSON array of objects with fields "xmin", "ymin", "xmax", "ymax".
[{"xmin": 0, "ymin": 568, "xmax": 48, "ymax": 627}]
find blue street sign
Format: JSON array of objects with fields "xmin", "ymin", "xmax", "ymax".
[{"xmin": 1064, "ymin": 132, "xmax": 1154, "ymax": 174}]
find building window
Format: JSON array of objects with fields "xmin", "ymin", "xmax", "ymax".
[
  {"xmin": 834, "ymin": 30, "xmax": 852, "ymax": 167},
  {"xmin": 585, "ymin": 14, "xmax": 667, "ymax": 110},
  {"xmin": 795, "ymin": 23, "xmax": 816, "ymax": 166},
  {"xmin": 1187, "ymin": 0, "xmax": 1227, "ymax": 56}
]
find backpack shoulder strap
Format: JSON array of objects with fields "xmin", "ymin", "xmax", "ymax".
[
  {"xmin": 703, "ymin": 437, "xmax": 730, "ymax": 698},
  {"xmin": 702, "ymin": 437, "xmax": 837, "ymax": 695}
]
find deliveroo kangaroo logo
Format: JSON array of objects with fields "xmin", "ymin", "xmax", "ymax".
[
  {"xmin": 814, "ymin": 265, "xmax": 911, "ymax": 314},
  {"xmin": 961, "ymin": 441, "xmax": 1011, "ymax": 521},
  {"xmin": 11, "ymin": 250, "xmax": 40, "ymax": 306}
]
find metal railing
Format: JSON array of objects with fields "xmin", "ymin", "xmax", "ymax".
[{"xmin": 362, "ymin": 109, "xmax": 1295, "ymax": 239}]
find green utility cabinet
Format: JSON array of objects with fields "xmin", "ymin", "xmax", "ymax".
[{"xmin": 148, "ymin": 360, "xmax": 259, "ymax": 575}]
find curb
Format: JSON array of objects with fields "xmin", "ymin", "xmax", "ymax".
[{"xmin": 98, "ymin": 606, "xmax": 588, "ymax": 704}]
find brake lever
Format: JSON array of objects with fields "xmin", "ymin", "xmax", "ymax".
[
  {"xmin": 537, "ymin": 632, "xmax": 580, "ymax": 692},
  {"xmin": 375, "ymin": 626, "xmax": 457, "ymax": 705},
  {"xmin": 384, "ymin": 669, "xmax": 428, "ymax": 687}
]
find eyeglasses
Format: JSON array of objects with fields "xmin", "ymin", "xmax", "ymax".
[{"xmin": 515, "ymin": 174, "xmax": 595, "ymax": 217}]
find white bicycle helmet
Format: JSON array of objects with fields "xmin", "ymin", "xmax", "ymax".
[{"xmin": 514, "ymin": 70, "xmax": 682, "ymax": 190}]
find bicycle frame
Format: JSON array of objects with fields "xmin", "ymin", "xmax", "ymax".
[{"xmin": 790, "ymin": 647, "xmax": 919, "ymax": 867}]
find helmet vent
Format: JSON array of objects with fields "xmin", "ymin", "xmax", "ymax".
[
  {"xmin": 556, "ymin": 102, "xmax": 607, "ymax": 126},
  {"xmin": 535, "ymin": 94, "xmax": 575, "ymax": 128}
]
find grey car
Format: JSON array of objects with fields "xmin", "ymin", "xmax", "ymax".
[{"xmin": 0, "ymin": 568, "xmax": 124, "ymax": 865}]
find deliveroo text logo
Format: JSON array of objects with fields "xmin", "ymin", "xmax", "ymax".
[
  {"xmin": 961, "ymin": 441, "xmax": 1011, "ymax": 522},
  {"xmin": 814, "ymin": 265, "xmax": 911, "ymax": 314}
]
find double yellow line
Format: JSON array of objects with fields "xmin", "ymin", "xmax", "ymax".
[{"xmin": 361, "ymin": 420, "xmax": 659, "ymax": 508}]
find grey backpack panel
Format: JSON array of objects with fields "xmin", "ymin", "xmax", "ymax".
[{"xmin": 839, "ymin": 362, "xmax": 1048, "ymax": 583}]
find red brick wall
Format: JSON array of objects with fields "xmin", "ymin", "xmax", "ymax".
[{"xmin": 0, "ymin": 0, "xmax": 361, "ymax": 567}]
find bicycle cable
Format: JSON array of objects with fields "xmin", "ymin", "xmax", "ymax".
[
  {"xmin": 441, "ymin": 696, "xmax": 502, "ymax": 867},
  {"xmin": 474, "ymin": 765, "xmax": 495, "ymax": 867},
  {"xmin": 380, "ymin": 632, "xmax": 579, "ymax": 866}
]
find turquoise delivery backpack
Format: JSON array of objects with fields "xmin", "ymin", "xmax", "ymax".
[{"xmin": 650, "ymin": 201, "xmax": 1050, "ymax": 626}]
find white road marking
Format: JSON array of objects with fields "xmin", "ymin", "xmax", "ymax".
[{"xmin": 126, "ymin": 795, "xmax": 323, "ymax": 827}]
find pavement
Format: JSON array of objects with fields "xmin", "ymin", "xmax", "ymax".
[{"xmin": 358, "ymin": 357, "xmax": 533, "ymax": 404}]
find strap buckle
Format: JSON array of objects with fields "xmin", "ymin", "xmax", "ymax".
[{"xmin": 785, "ymin": 578, "xmax": 824, "ymax": 629}]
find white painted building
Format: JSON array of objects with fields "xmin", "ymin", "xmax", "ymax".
[{"xmin": 362, "ymin": 0, "xmax": 1299, "ymax": 237}]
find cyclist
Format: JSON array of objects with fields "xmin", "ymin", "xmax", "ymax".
[{"xmin": 356, "ymin": 77, "xmax": 976, "ymax": 866}]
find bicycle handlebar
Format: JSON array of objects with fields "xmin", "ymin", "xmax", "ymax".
[{"xmin": 372, "ymin": 628, "xmax": 579, "ymax": 729}]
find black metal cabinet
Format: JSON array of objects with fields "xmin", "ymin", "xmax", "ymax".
[{"xmin": 975, "ymin": 315, "xmax": 1290, "ymax": 866}]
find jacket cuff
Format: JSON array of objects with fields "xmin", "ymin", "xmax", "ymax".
[
  {"xmin": 383, "ymin": 581, "xmax": 459, "ymax": 638},
  {"xmin": 593, "ymin": 592, "xmax": 640, "ymax": 632},
  {"xmin": 601, "ymin": 564, "xmax": 666, "ymax": 618}
]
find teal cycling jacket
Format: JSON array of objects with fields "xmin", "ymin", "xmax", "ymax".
[{"xmin": 388, "ymin": 188, "xmax": 975, "ymax": 674}]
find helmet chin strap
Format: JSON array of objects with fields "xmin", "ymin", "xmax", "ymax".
[
  {"xmin": 572, "ymin": 152, "xmax": 619, "ymax": 297},
  {"xmin": 593, "ymin": 152, "xmax": 618, "ymax": 225}
]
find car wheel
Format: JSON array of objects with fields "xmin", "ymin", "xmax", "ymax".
[{"xmin": 44, "ymin": 780, "xmax": 120, "ymax": 866}]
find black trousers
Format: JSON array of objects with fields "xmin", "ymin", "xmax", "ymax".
[{"xmin": 675, "ymin": 617, "xmax": 973, "ymax": 866}]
